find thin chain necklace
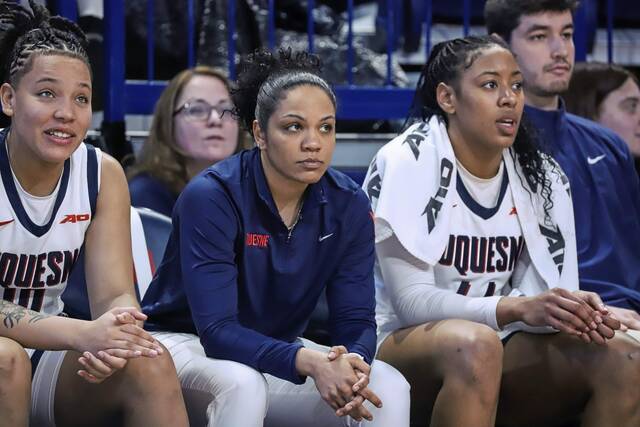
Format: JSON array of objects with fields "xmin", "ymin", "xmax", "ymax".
[{"xmin": 286, "ymin": 198, "xmax": 304, "ymax": 241}]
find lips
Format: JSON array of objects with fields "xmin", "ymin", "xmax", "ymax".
[
  {"xmin": 495, "ymin": 115, "xmax": 518, "ymax": 136},
  {"xmin": 298, "ymin": 158, "xmax": 324, "ymax": 170},
  {"xmin": 44, "ymin": 128, "xmax": 76, "ymax": 145},
  {"xmin": 545, "ymin": 63, "xmax": 571, "ymax": 75}
]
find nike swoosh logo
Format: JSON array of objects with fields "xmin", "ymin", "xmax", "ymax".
[
  {"xmin": 318, "ymin": 233, "xmax": 334, "ymax": 242},
  {"xmin": 0, "ymin": 219, "xmax": 14, "ymax": 227},
  {"xmin": 587, "ymin": 154, "xmax": 606, "ymax": 165}
]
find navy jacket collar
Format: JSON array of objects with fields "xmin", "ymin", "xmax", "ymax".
[
  {"xmin": 250, "ymin": 148, "xmax": 328, "ymax": 218},
  {"xmin": 524, "ymin": 98, "xmax": 568, "ymax": 151},
  {"xmin": 524, "ymin": 98, "xmax": 567, "ymax": 133}
]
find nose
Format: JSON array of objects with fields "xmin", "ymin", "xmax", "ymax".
[
  {"xmin": 550, "ymin": 35, "xmax": 569, "ymax": 59},
  {"xmin": 499, "ymin": 87, "xmax": 518, "ymax": 108},
  {"xmin": 206, "ymin": 108, "xmax": 223, "ymax": 126},
  {"xmin": 301, "ymin": 129, "xmax": 322, "ymax": 152},
  {"xmin": 53, "ymin": 99, "xmax": 75, "ymax": 122}
]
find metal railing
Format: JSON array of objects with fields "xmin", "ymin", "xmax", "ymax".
[{"xmin": 50, "ymin": 0, "xmax": 616, "ymax": 155}]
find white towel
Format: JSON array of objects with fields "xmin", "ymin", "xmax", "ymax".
[{"xmin": 363, "ymin": 116, "xmax": 579, "ymax": 333}]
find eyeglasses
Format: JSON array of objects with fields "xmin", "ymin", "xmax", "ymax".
[{"xmin": 173, "ymin": 99, "xmax": 236, "ymax": 122}]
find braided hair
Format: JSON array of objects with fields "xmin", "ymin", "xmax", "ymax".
[
  {"xmin": 232, "ymin": 48, "xmax": 336, "ymax": 136},
  {"xmin": 409, "ymin": 35, "xmax": 556, "ymax": 219},
  {"xmin": 0, "ymin": 0, "xmax": 90, "ymax": 86}
]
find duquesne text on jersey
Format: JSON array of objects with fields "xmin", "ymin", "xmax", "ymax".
[
  {"xmin": 439, "ymin": 235, "xmax": 525, "ymax": 276},
  {"xmin": 0, "ymin": 249, "xmax": 80, "ymax": 288}
]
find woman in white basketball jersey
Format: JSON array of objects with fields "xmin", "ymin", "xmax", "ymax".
[
  {"xmin": 364, "ymin": 35, "xmax": 640, "ymax": 427},
  {"xmin": 0, "ymin": 2, "xmax": 187, "ymax": 426}
]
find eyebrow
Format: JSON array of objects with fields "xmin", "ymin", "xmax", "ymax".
[
  {"xmin": 282, "ymin": 113, "xmax": 305, "ymax": 120},
  {"xmin": 280, "ymin": 113, "xmax": 335, "ymax": 121},
  {"xmin": 525, "ymin": 23, "xmax": 573, "ymax": 33},
  {"xmin": 476, "ymin": 70, "xmax": 522, "ymax": 78},
  {"xmin": 35, "ymin": 77, "xmax": 91, "ymax": 90},
  {"xmin": 186, "ymin": 97, "xmax": 231, "ymax": 105}
]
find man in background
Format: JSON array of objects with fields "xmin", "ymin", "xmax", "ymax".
[{"xmin": 485, "ymin": 0, "xmax": 640, "ymax": 329}]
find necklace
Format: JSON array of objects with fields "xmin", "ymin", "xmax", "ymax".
[
  {"xmin": 285, "ymin": 199, "xmax": 304, "ymax": 241},
  {"xmin": 286, "ymin": 199, "xmax": 304, "ymax": 231}
]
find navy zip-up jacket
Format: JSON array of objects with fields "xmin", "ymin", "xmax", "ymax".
[
  {"xmin": 525, "ymin": 101, "xmax": 640, "ymax": 310},
  {"xmin": 142, "ymin": 148, "xmax": 377, "ymax": 383}
]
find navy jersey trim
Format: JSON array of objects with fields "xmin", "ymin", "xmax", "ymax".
[
  {"xmin": 86, "ymin": 144, "xmax": 98, "ymax": 216},
  {"xmin": 0, "ymin": 128, "xmax": 71, "ymax": 237},
  {"xmin": 456, "ymin": 167, "xmax": 509, "ymax": 220}
]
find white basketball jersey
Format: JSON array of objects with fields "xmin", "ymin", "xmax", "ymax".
[
  {"xmin": 0, "ymin": 131, "xmax": 101, "ymax": 315},
  {"xmin": 434, "ymin": 166, "xmax": 523, "ymax": 297}
]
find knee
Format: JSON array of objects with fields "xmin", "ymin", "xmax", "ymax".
[
  {"xmin": 437, "ymin": 321, "xmax": 503, "ymax": 380},
  {"xmin": 370, "ymin": 361, "xmax": 410, "ymax": 398},
  {"xmin": 0, "ymin": 338, "xmax": 30, "ymax": 383},
  {"xmin": 369, "ymin": 360, "xmax": 411, "ymax": 410},
  {"xmin": 198, "ymin": 362, "xmax": 267, "ymax": 425},
  {"xmin": 368, "ymin": 361, "xmax": 411, "ymax": 423},
  {"xmin": 597, "ymin": 335, "xmax": 640, "ymax": 396},
  {"xmin": 122, "ymin": 344, "xmax": 181, "ymax": 392},
  {"xmin": 220, "ymin": 362, "xmax": 268, "ymax": 402}
]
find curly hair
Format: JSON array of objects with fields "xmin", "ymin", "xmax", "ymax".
[
  {"xmin": 409, "ymin": 35, "xmax": 556, "ymax": 219},
  {"xmin": 0, "ymin": 0, "xmax": 90, "ymax": 86},
  {"xmin": 128, "ymin": 66, "xmax": 245, "ymax": 195},
  {"xmin": 232, "ymin": 47, "xmax": 336, "ymax": 135}
]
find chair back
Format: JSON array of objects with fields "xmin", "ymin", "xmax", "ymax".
[{"xmin": 62, "ymin": 207, "xmax": 172, "ymax": 319}]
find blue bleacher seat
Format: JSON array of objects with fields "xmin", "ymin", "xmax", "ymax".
[{"xmin": 62, "ymin": 207, "xmax": 172, "ymax": 319}]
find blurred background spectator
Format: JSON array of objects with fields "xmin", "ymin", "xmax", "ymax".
[
  {"xmin": 17, "ymin": 1, "xmax": 640, "ymax": 175},
  {"xmin": 127, "ymin": 66, "xmax": 245, "ymax": 217},
  {"xmin": 565, "ymin": 62, "xmax": 640, "ymax": 174}
]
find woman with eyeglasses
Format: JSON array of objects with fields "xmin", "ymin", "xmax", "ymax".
[{"xmin": 128, "ymin": 66, "xmax": 245, "ymax": 217}]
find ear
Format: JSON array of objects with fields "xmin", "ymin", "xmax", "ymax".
[
  {"xmin": 436, "ymin": 82, "xmax": 456, "ymax": 115},
  {"xmin": 0, "ymin": 83, "xmax": 15, "ymax": 117},
  {"xmin": 252, "ymin": 119, "xmax": 266, "ymax": 150},
  {"xmin": 490, "ymin": 32, "xmax": 507, "ymax": 44}
]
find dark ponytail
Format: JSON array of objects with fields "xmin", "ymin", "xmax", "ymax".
[
  {"xmin": 232, "ymin": 48, "xmax": 336, "ymax": 135},
  {"xmin": 0, "ymin": 0, "xmax": 90, "ymax": 86},
  {"xmin": 408, "ymin": 35, "xmax": 556, "ymax": 219}
]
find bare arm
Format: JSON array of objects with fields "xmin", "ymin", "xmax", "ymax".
[
  {"xmin": 0, "ymin": 299, "xmax": 77, "ymax": 349},
  {"xmin": 0, "ymin": 299, "xmax": 155, "ymax": 355},
  {"xmin": 74, "ymin": 153, "xmax": 163, "ymax": 382},
  {"xmin": 83, "ymin": 154, "xmax": 139, "ymax": 318}
]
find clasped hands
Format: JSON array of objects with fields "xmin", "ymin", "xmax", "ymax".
[
  {"xmin": 521, "ymin": 289, "xmax": 621, "ymax": 344},
  {"xmin": 75, "ymin": 307, "xmax": 164, "ymax": 383},
  {"xmin": 298, "ymin": 345, "xmax": 382, "ymax": 422}
]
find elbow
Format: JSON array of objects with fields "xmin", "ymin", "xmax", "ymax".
[
  {"xmin": 197, "ymin": 319, "xmax": 232, "ymax": 359},
  {"xmin": 393, "ymin": 297, "xmax": 432, "ymax": 327},
  {"xmin": 392, "ymin": 297, "xmax": 417, "ymax": 325},
  {"xmin": 396, "ymin": 310, "xmax": 419, "ymax": 328},
  {"xmin": 201, "ymin": 340, "xmax": 223, "ymax": 359},
  {"xmin": 198, "ymin": 327, "xmax": 219, "ymax": 358}
]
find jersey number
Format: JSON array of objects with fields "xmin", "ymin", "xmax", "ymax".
[
  {"xmin": 2, "ymin": 289, "xmax": 46, "ymax": 312},
  {"xmin": 456, "ymin": 281, "xmax": 496, "ymax": 297}
]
